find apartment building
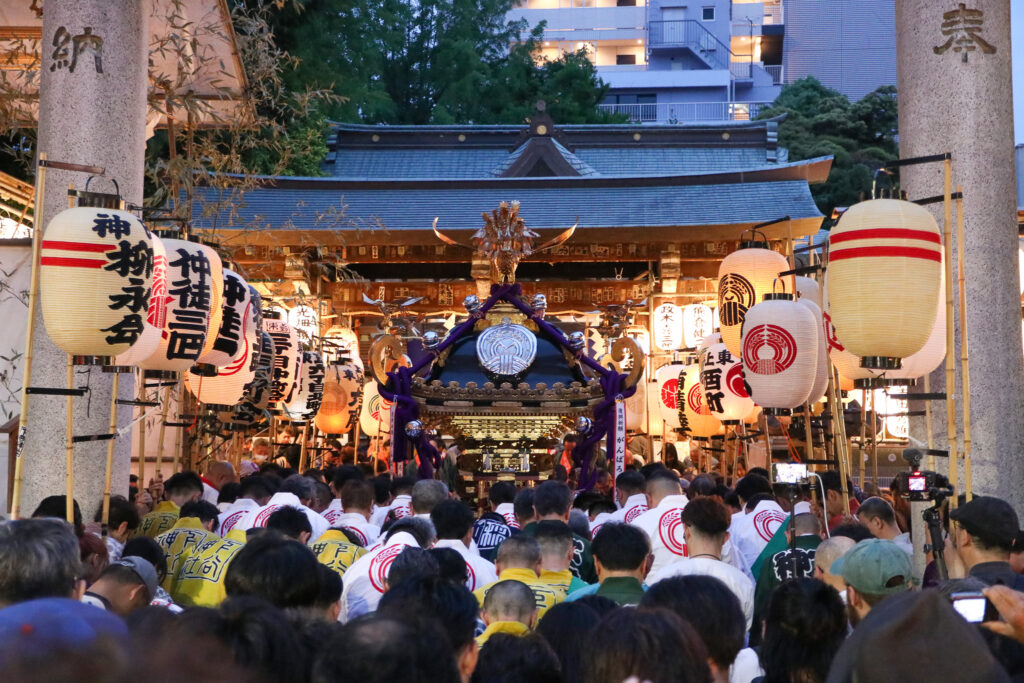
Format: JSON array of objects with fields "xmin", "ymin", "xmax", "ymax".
[{"xmin": 509, "ymin": 0, "xmax": 896, "ymax": 124}]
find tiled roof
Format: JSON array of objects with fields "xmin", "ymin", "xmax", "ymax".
[
  {"xmin": 330, "ymin": 148, "xmax": 511, "ymax": 180},
  {"xmin": 490, "ymin": 139, "xmax": 600, "ymax": 177},
  {"xmin": 191, "ymin": 178, "xmax": 822, "ymax": 233},
  {"xmin": 573, "ymin": 147, "xmax": 769, "ymax": 176}
]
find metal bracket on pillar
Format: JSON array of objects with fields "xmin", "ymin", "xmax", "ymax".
[
  {"xmin": 116, "ymin": 399, "xmax": 160, "ymax": 407},
  {"xmin": 908, "ymin": 393, "xmax": 947, "ymax": 401},
  {"xmin": 25, "ymin": 387, "xmax": 88, "ymax": 396},
  {"xmin": 72, "ymin": 433, "xmax": 116, "ymax": 443},
  {"xmin": 912, "ymin": 191, "xmax": 963, "ymax": 207},
  {"xmin": 779, "ymin": 264, "xmax": 823, "ymax": 277},
  {"xmin": 163, "ymin": 422, "xmax": 192, "ymax": 428}
]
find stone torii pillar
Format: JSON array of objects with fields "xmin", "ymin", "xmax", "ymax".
[
  {"xmin": 21, "ymin": 1, "xmax": 151, "ymax": 518},
  {"xmin": 897, "ymin": 0, "xmax": 1024, "ymax": 509}
]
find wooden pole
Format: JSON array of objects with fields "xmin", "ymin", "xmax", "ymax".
[
  {"xmin": 802, "ymin": 403, "xmax": 813, "ymax": 463},
  {"xmin": 923, "ymin": 374, "xmax": 935, "ymax": 471},
  {"xmin": 760, "ymin": 412, "xmax": 773, "ymax": 472},
  {"xmin": 137, "ymin": 382, "xmax": 147, "ymax": 487},
  {"xmin": 827, "ymin": 365, "xmax": 851, "ymax": 513},
  {"xmin": 859, "ymin": 394, "xmax": 867, "ymax": 487},
  {"xmin": 871, "ymin": 393, "xmax": 880, "ymax": 486},
  {"xmin": 171, "ymin": 381, "xmax": 184, "ymax": 474},
  {"xmin": 155, "ymin": 385, "xmax": 171, "ymax": 477},
  {"xmin": 941, "ymin": 156, "xmax": 959, "ymax": 508},
  {"xmin": 101, "ymin": 372, "xmax": 120, "ymax": 531},
  {"xmin": 955, "ymin": 185, "xmax": 973, "ymax": 501},
  {"xmin": 299, "ymin": 423, "xmax": 309, "ymax": 472},
  {"xmin": 10, "ymin": 153, "xmax": 46, "ymax": 519},
  {"xmin": 64, "ymin": 355, "xmax": 74, "ymax": 523}
]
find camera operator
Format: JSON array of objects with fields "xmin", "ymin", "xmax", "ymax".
[
  {"xmin": 856, "ymin": 497, "xmax": 912, "ymax": 556},
  {"xmin": 950, "ymin": 496, "xmax": 1024, "ymax": 592}
]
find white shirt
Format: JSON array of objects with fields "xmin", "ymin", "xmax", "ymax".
[
  {"xmin": 235, "ymin": 492, "xmax": 329, "ymax": 542},
  {"xmin": 732, "ymin": 499, "xmax": 788, "ymax": 569},
  {"xmin": 630, "ymin": 494, "xmax": 689, "ymax": 574},
  {"xmin": 218, "ymin": 498, "xmax": 259, "ymax": 537},
  {"xmin": 893, "ymin": 532, "xmax": 913, "ymax": 555},
  {"xmin": 369, "ymin": 494, "xmax": 412, "ymax": 527},
  {"xmin": 590, "ymin": 511, "xmax": 614, "ymax": 537},
  {"xmin": 729, "ymin": 647, "xmax": 763, "ymax": 683},
  {"xmin": 494, "ymin": 503, "xmax": 519, "ymax": 529},
  {"xmin": 322, "ymin": 499, "xmax": 344, "ymax": 525},
  {"xmin": 201, "ymin": 481, "xmax": 219, "ymax": 506},
  {"xmin": 331, "ymin": 512, "xmax": 381, "ymax": 547},
  {"xmin": 646, "ymin": 556, "xmax": 756, "ymax": 631},
  {"xmin": 613, "ymin": 493, "xmax": 650, "ymax": 524},
  {"xmin": 722, "ymin": 538, "xmax": 754, "ymax": 581},
  {"xmin": 104, "ymin": 535, "xmax": 124, "ymax": 563},
  {"xmin": 433, "ymin": 539, "xmax": 499, "ymax": 591},
  {"xmin": 340, "ymin": 531, "xmax": 419, "ymax": 621}
]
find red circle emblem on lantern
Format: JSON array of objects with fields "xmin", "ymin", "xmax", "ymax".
[
  {"xmin": 688, "ymin": 382, "xmax": 710, "ymax": 415},
  {"xmin": 726, "ymin": 364, "xmax": 750, "ymax": 398},
  {"xmin": 742, "ymin": 324, "xmax": 798, "ymax": 375},
  {"xmin": 661, "ymin": 378, "xmax": 678, "ymax": 410}
]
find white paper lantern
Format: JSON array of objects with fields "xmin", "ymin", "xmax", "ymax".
[
  {"xmin": 359, "ymin": 380, "xmax": 393, "ymax": 437},
  {"xmin": 264, "ymin": 317, "xmax": 302, "ymax": 413},
  {"xmin": 682, "ymin": 304, "xmax": 714, "ymax": 349},
  {"xmin": 741, "ymin": 295, "xmax": 818, "ymax": 411},
  {"xmin": 40, "ymin": 207, "xmax": 156, "ymax": 357},
  {"xmin": 323, "ymin": 326, "xmax": 363, "ymax": 369},
  {"xmin": 796, "ymin": 297, "xmax": 829, "ymax": 404},
  {"xmin": 315, "ymin": 361, "xmax": 364, "ymax": 435},
  {"xmin": 822, "ymin": 274, "xmax": 872, "ymax": 386},
  {"xmin": 288, "ymin": 304, "xmax": 320, "ymax": 346},
  {"xmin": 886, "ymin": 266, "xmax": 946, "ymax": 381},
  {"xmin": 700, "ymin": 342, "xmax": 754, "ymax": 424},
  {"xmin": 718, "ymin": 241, "xmax": 789, "ymax": 357},
  {"xmin": 195, "ymin": 269, "xmax": 250, "ymax": 369},
  {"xmin": 195, "ymin": 247, "xmax": 225, "ymax": 366},
  {"xmin": 137, "ymin": 239, "xmax": 218, "ymax": 372},
  {"xmin": 653, "ymin": 303, "xmax": 683, "ymax": 352},
  {"xmin": 113, "ymin": 234, "xmax": 167, "ymax": 366},
  {"xmin": 794, "ymin": 276, "xmax": 820, "ymax": 305},
  {"xmin": 282, "ymin": 351, "xmax": 325, "ymax": 422},
  {"xmin": 656, "ymin": 362, "xmax": 684, "ymax": 429},
  {"xmin": 678, "ymin": 363, "xmax": 722, "ymax": 438}
]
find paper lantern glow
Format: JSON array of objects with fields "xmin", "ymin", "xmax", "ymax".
[{"xmin": 741, "ymin": 294, "xmax": 818, "ymax": 412}]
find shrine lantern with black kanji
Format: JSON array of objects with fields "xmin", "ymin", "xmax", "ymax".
[
  {"xmin": 315, "ymin": 359, "xmax": 364, "ymax": 435},
  {"xmin": 184, "ymin": 270, "xmax": 259, "ymax": 408},
  {"xmin": 282, "ymin": 351, "xmax": 325, "ymax": 422},
  {"xmin": 359, "ymin": 379, "xmax": 392, "ymax": 437},
  {"xmin": 219, "ymin": 329, "xmax": 276, "ymax": 430},
  {"xmin": 827, "ymin": 199, "xmax": 942, "ymax": 368},
  {"xmin": 264, "ymin": 314, "xmax": 302, "ymax": 414},
  {"xmin": 717, "ymin": 240, "xmax": 789, "ymax": 357},
  {"xmin": 700, "ymin": 342, "xmax": 754, "ymax": 425},
  {"xmin": 135, "ymin": 238, "xmax": 218, "ymax": 373},
  {"xmin": 655, "ymin": 362, "xmax": 684, "ymax": 429},
  {"xmin": 740, "ymin": 294, "xmax": 818, "ymax": 413},
  {"xmin": 114, "ymin": 233, "xmax": 167, "ymax": 366},
  {"xmin": 653, "ymin": 303, "xmax": 683, "ymax": 352},
  {"xmin": 677, "ymin": 362, "xmax": 722, "ymax": 438},
  {"xmin": 40, "ymin": 207, "xmax": 156, "ymax": 358},
  {"xmin": 682, "ymin": 303, "xmax": 714, "ymax": 349},
  {"xmin": 323, "ymin": 325, "xmax": 363, "ymax": 370}
]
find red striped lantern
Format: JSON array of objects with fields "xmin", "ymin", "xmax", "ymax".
[
  {"xmin": 718, "ymin": 240, "xmax": 789, "ymax": 357},
  {"xmin": 700, "ymin": 342, "xmax": 753, "ymax": 424},
  {"xmin": 40, "ymin": 207, "xmax": 155, "ymax": 358},
  {"xmin": 741, "ymin": 294, "xmax": 818, "ymax": 413},
  {"xmin": 822, "ymin": 274, "xmax": 872, "ymax": 388},
  {"xmin": 827, "ymin": 199, "xmax": 942, "ymax": 368}
]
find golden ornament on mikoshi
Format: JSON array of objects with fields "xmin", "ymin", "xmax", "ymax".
[
  {"xmin": 826, "ymin": 198, "xmax": 941, "ymax": 367},
  {"xmin": 717, "ymin": 240, "xmax": 789, "ymax": 357},
  {"xmin": 740, "ymin": 294, "xmax": 818, "ymax": 411},
  {"xmin": 40, "ymin": 207, "xmax": 156, "ymax": 356},
  {"xmin": 136, "ymin": 238, "xmax": 218, "ymax": 371}
]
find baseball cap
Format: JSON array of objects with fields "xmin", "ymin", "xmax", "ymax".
[
  {"xmin": 830, "ymin": 538, "xmax": 912, "ymax": 596},
  {"xmin": 0, "ymin": 598, "xmax": 127, "ymax": 662},
  {"xmin": 114, "ymin": 556, "xmax": 158, "ymax": 600},
  {"xmin": 949, "ymin": 496, "xmax": 1020, "ymax": 550}
]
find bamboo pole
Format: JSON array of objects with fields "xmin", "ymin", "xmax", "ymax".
[
  {"xmin": 827, "ymin": 365, "xmax": 851, "ymax": 513},
  {"xmin": 101, "ymin": 372, "xmax": 120, "ymax": 531},
  {"xmin": 137, "ymin": 382, "xmax": 147, "ymax": 487},
  {"xmin": 802, "ymin": 403, "xmax": 813, "ymax": 463},
  {"xmin": 155, "ymin": 385, "xmax": 171, "ymax": 477},
  {"xmin": 760, "ymin": 412, "xmax": 773, "ymax": 472},
  {"xmin": 299, "ymin": 423, "xmax": 309, "ymax": 472},
  {"xmin": 871, "ymin": 393, "xmax": 880, "ymax": 485},
  {"xmin": 941, "ymin": 157, "xmax": 959, "ymax": 508},
  {"xmin": 858, "ymin": 395, "xmax": 867, "ymax": 487},
  {"xmin": 10, "ymin": 153, "xmax": 47, "ymax": 519},
  {"xmin": 64, "ymin": 355, "xmax": 74, "ymax": 523},
  {"xmin": 924, "ymin": 374, "xmax": 935, "ymax": 471},
  {"xmin": 171, "ymin": 381, "xmax": 184, "ymax": 474},
  {"xmin": 955, "ymin": 185, "xmax": 973, "ymax": 501}
]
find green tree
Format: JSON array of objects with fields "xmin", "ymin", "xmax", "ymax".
[
  {"xmin": 267, "ymin": 0, "xmax": 619, "ymax": 125},
  {"xmin": 757, "ymin": 78, "xmax": 898, "ymax": 214}
]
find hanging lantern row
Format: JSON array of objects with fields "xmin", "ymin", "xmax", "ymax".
[
  {"xmin": 718, "ymin": 237, "xmax": 789, "ymax": 358},
  {"xmin": 740, "ymin": 292, "xmax": 818, "ymax": 414}
]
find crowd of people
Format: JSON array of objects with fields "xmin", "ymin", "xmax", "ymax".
[{"xmin": 3, "ymin": 454, "xmax": 1024, "ymax": 682}]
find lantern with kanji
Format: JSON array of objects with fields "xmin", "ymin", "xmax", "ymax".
[
  {"xmin": 193, "ymin": 268, "xmax": 248, "ymax": 374},
  {"xmin": 136, "ymin": 239, "xmax": 218, "ymax": 373},
  {"xmin": 653, "ymin": 303, "xmax": 683, "ymax": 352},
  {"xmin": 288, "ymin": 304, "xmax": 320, "ymax": 346},
  {"xmin": 264, "ymin": 315, "xmax": 302, "ymax": 414},
  {"xmin": 700, "ymin": 342, "xmax": 754, "ymax": 424},
  {"xmin": 114, "ymin": 233, "xmax": 168, "ymax": 366},
  {"xmin": 677, "ymin": 362, "xmax": 722, "ymax": 438},
  {"xmin": 682, "ymin": 304, "xmax": 714, "ymax": 349},
  {"xmin": 827, "ymin": 199, "xmax": 942, "ymax": 368},
  {"xmin": 655, "ymin": 362, "xmax": 684, "ymax": 429},
  {"xmin": 191, "ymin": 247, "xmax": 225, "ymax": 373},
  {"xmin": 315, "ymin": 359, "xmax": 364, "ymax": 435},
  {"xmin": 741, "ymin": 294, "xmax": 818, "ymax": 413},
  {"xmin": 359, "ymin": 380, "xmax": 393, "ymax": 437},
  {"xmin": 323, "ymin": 325, "xmax": 363, "ymax": 370},
  {"xmin": 217, "ymin": 329, "xmax": 275, "ymax": 430},
  {"xmin": 40, "ymin": 207, "xmax": 156, "ymax": 359},
  {"xmin": 283, "ymin": 351, "xmax": 325, "ymax": 422},
  {"xmin": 717, "ymin": 240, "xmax": 789, "ymax": 356},
  {"xmin": 184, "ymin": 271, "xmax": 259, "ymax": 408}
]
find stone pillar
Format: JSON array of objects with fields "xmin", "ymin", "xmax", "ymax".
[
  {"xmin": 23, "ymin": 0, "xmax": 151, "ymax": 518},
  {"xmin": 897, "ymin": 0, "xmax": 1024, "ymax": 509}
]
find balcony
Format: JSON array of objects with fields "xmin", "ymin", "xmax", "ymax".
[
  {"xmin": 508, "ymin": 5, "xmax": 646, "ymax": 36},
  {"xmin": 648, "ymin": 20, "xmax": 731, "ymax": 70},
  {"xmin": 596, "ymin": 65, "xmax": 731, "ymax": 89},
  {"xmin": 597, "ymin": 101, "xmax": 773, "ymax": 123},
  {"xmin": 764, "ymin": 64, "xmax": 783, "ymax": 85}
]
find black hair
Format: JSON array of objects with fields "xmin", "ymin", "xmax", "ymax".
[
  {"xmin": 473, "ymin": 632, "xmax": 562, "ymax": 683},
  {"xmin": 591, "ymin": 523, "xmax": 650, "ymax": 571},
  {"xmin": 615, "ymin": 470, "xmax": 646, "ymax": 495},
  {"xmin": 217, "ymin": 482, "xmax": 241, "ymax": 505},
  {"xmin": 430, "ymin": 500, "xmax": 475, "ymax": 541},
  {"xmin": 385, "ymin": 517, "xmax": 436, "ymax": 548},
  {"xmin": 587, "ymin": 499, "xmax": 617, "ymax": 517},
  {"xmin": 179, "ymin": 500, "xmax": 220, "ymax": 526},
  {"xmin": 641, "ymin": 575, "xmax": 745, "ymax": 669},
  {"xmin": 224, "ymin": 532, "xmax": 321, "ymax": 609},
  {"xmin": 760, "ymin": 578, "xmax": 847, "ymax": 683},
  {"xmin": 488, "ymin": 481, "xmax": 517, "ymax": 506},
  {"xmin": 818, "ymin": 470, "xmax": 851, "ymax": 495},
  {"xmin": 534, "ymin": 520, "xmax": 574, "ymax": 558},
  {"xmin": 747, "ymin": 467, "xmax": 770, "ymax": 480},
  {"xmin": 639, "ymin": 462, "xmax": 668, "ymax": 479},
  {"xmin": 238, "ymin": 475, "xmax": 277, "ymax": 501},
  {"xmin": 315, "ymin": 562, "xmax": 343, "ymax": 609},
  {"xmin": 688, "ymin": 474, "xmax": 717, "ymax": 498},
  {"xmin": 95, "ymin": 495, "xmax": 140, "ymax": 531},
  {"xmin": 332, "ymin": 465, "xmax": 365, "ymax": 492},
  {"xmin": 340, "ymin": 479, "xmax": 374, "ymax": 511},
  {"xmin": 122, "ymin": 535, "xmax": 169, "ymax": 582},
  {"xmin": 535, "ymin": 601, "xmax": 600, "ymax": 683},
  {"xmin": 533, "ymin": 481, "xmax": 572, "ymax": 517},
  {"xmin": 831, "ymin": 522, "xmax": 875, "ymax": 543},
  {"xmin": 329, "ymin": 525, "xmax": 366, "ymax": 547},
  {"xmin": 744, "ymin": 492, "xmax": 776, "ymax": 512},
  {"xmin": 373, "ymin": 477, "xmax": 392, "ymax": 505},
  {"xmin": 513, "ymin": 488, "xmax": 535, "ymax": 522},
  {"xmin": 378, "ymin": 576, "xmax": 478, "ymax": 653},
  {"xmin": 265, "ymin": 506, "xmax": 313, "ymax": 540},
  {"xmin": 734, "ymin": 474, "xmax": 773, "ymax": 503},
  {"xmin": 680, "ymin": 497, "xmax": 730, "ymax": 537},
  {"xmin": 0, "ymin": 519, "xmax": 82, "ymax": 604},
  {"xmin": 164, "ymin": 472, "xmax": 204, "ymax": 496},
  {"xmin": 584, "ymin": 607, "xmax": 711, "ymax": 683},
  {"xmin": 856, "ymin": 496, "xmax": 897, "ymax": 525},
  {"xmin": 391, "ymin": 476, "xmax": 416, "ymax": 496},
  {"xmin": 573, "ymin": 594, "xmax": 620, "ymax": 617},
  {"xmin": 429, "ymin": 547, "xmax": 470, "ymax": 586},
  {"xmin": 387, "ymin": 546, "xmax": 440, "ymax": 589},
  {"xmin": 31, "ymin": 496, "xmax": 83, "ymax": 536}
]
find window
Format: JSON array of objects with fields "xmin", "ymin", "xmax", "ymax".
[
  {"xmin": 617, "ymin": 0, "xmax": 637, "ymax": 5},
  {"xmin": 702, "ymin": 6, "xmax": 715, "ymax": 21},
  {"xmin": 616, "ymin": 54, "xmax": 637, "ymax": 65}
]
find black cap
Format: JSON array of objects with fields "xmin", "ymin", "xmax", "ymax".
[{"xmin": 950, "ymin": 496, "xmax": 1020, "ymax": 550}]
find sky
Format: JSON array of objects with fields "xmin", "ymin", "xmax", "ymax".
[{"xmin": 1014, "ymin": 1, "xmax": 1024, "ymax": 144}]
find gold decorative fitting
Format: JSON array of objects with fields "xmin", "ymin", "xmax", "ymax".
[
  {"xmin": 368, "ymin": 334, "xmax": 405, "ymax": 385},
  {"xmin": 609, "ymin": 336, "xmax": 645, "ymax": 390}
]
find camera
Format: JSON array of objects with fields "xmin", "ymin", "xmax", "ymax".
[
  {"xmin": 950, "ymin": 591, "xmax": 997, "ymax": 623},
  {"xmin": 772, "ymin": 463, "xmax": 808, "ymax": 485},
  {"xmin": 901, "ymin": 470, "xmax": 939, "ymax": 501}
]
